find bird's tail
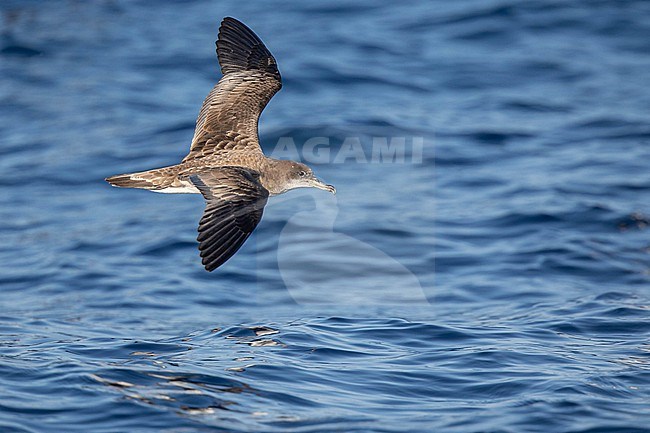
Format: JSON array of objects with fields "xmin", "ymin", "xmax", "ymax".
[{"xmin": 105, "ymin": 166, "xmax": 177, "ymax": 190}]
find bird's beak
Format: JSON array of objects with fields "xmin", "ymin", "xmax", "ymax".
[{"xmin": 310, "ymin": 177, "xmax": 336, "ymax": 194}]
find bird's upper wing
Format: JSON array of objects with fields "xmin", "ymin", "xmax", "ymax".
[
  {"xmin": 188, "ymin": 167, "xmax": 269, "ymax": 271},
  {"xmin": 182, "ymin": 17, "xmax": 282, "ymax": 162}
]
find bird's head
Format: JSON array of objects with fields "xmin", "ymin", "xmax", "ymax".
[{"xmin": 270, "ymin": 160, "xmax": 336, "ymax": 195}]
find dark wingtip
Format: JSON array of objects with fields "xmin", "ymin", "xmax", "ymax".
[
  {"xmin": 203, "ymin": 260, "xmax": 217, "ymax": 272},
  {"xmin": 216, "ymin": 17, "xmax": 280, "ymax": 78}
]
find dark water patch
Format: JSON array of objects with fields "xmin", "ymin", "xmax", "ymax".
[
  {"xmin": 0, "ymin": 43, "xmax": 42, "ymax": 57},
  {"xmin": 617, "ymin": 214, "xmax": 650, "ymax": 233},
  {"xmin": 451, "ymin": 26, "xmax": 514, "ymax": 44},
  {"xmin": 137, "ymin": 239, "xmax": 197, "ymax": 257},
  {"xmin": 438, "ymin": 3, "xmax": 518, "ymax": 26},
  {"xmin": 154, "ymin": 120, "xmax": 196, "ymax": 135},
  {"xmin": 502, "ymin": 98, "xmax": 572, "ymax": 113},
  {"xmin": 463, "ymin": 130, "xmax": 536, "ymax": 145}
]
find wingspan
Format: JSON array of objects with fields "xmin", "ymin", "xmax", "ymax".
[
  {"xmin": 188, "ymin": 167, "xmax": 270, "ymax": 271},
  {"xmin": 183, "ymin": 17, "xmax": 282, "ymax": 162}
]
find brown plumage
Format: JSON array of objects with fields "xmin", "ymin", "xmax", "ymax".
[{"xmin": 106, "ymin": 17, "xmax": 335, "ymax": 271}]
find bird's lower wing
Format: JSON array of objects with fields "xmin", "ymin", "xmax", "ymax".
[{"xmin": 188, "ymin": 167, "xmax": 269, "ymax": 271}]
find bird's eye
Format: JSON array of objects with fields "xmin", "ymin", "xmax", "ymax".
[{"xmin": 298, "ymin": 170, "xmax": 307, "ymax": 177}]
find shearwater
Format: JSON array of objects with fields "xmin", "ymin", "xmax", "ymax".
[{"xmin": 106, "ymin": 17, "xmax": 336, "ymax": 272}]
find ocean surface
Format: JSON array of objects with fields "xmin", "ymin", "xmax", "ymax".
[{"xmin": 1, "ymin": 1, "xmax": 650, "ymax": 432}]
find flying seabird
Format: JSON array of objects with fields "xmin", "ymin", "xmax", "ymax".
[{"xmin": 106, "ymin": 17, "xmax": 335, "ymax": 272}]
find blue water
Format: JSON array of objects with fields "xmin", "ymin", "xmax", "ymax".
[{"xmin": 2, "ymin": 1, "xmax": 650, "ymax": 432}]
